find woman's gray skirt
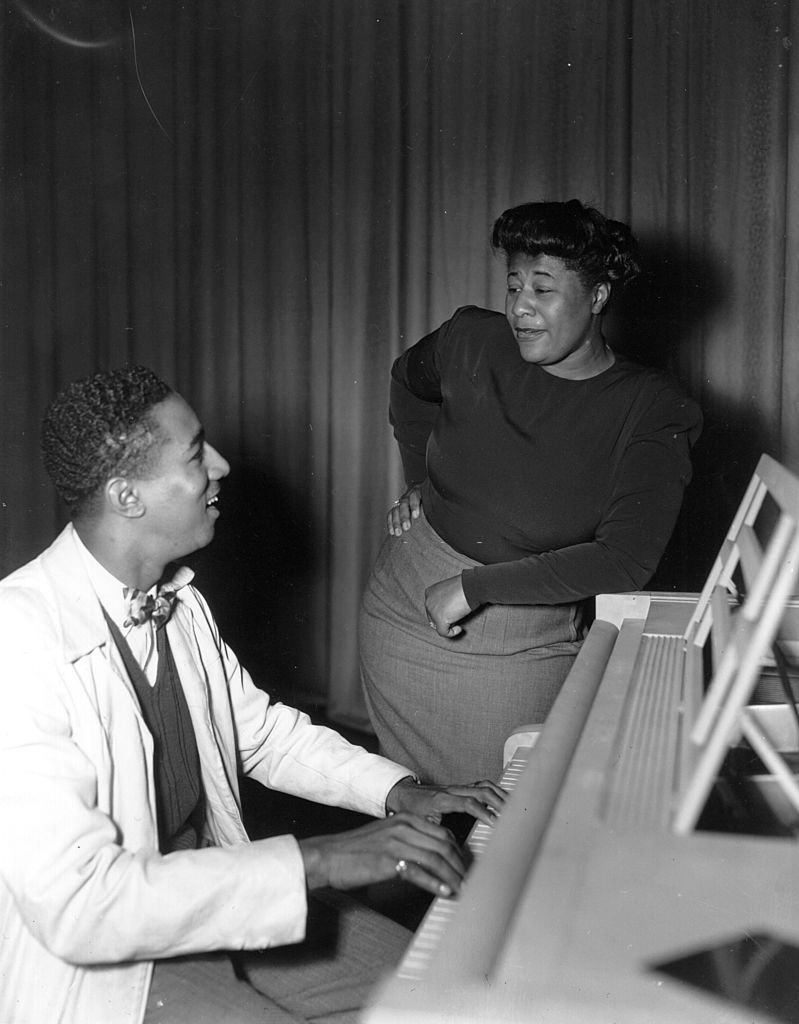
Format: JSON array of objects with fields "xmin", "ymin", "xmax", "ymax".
[{"xmin": 359, "ymin": 511, "xmax": 585, "ymax": 784}]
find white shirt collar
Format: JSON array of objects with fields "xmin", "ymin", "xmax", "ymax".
[{"xmin": 72, "ymin": 531, "xmax": 151, "ymax": 635}]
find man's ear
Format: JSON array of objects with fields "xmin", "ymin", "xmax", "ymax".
[
  {"xmin": 592, "ymin": 281, "xmax": 611, "ymax": 314},
  {"xmin": 105, "ymin": 478, "xmax": 146, "ymax": 519}
]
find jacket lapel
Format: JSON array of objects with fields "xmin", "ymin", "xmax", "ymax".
[{"xmin": 38, "ymin": 525, "xmax": 148, "ymax": 715}]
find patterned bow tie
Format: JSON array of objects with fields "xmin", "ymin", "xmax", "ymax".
[{"xmin": 122, "ymin": 566, "xmax": 194, "ymax": 629}]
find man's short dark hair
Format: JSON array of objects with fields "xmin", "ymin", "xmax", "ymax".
[{"xmin": 41, "ymin": 365, "xmax": 173, "ymax": 517}]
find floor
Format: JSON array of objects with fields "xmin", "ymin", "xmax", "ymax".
[{"xmin": 239, "ymin": 711, "xmax": 435, "ymax": 932}]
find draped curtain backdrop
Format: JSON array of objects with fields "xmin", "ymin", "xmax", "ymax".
[{"xmin": 2, "ymin": 0, "xmax": 797, "ymax": 728}]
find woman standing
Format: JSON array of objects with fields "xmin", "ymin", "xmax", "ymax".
[{"xmin": 359, "ymin": 199, "xmax": 702, "ymax": 784}]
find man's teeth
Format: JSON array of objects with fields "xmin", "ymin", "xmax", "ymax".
[{"xmin": 207, "ymin": 495, "xmax": 218, "ymax": 507}]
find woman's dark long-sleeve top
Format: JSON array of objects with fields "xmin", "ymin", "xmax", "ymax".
[{"xmin": 390, "ymin": 305, "xmax": 703, "ymax": 610}]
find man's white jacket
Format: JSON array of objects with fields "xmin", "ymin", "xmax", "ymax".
[{"xmin": 0, "ymin": 525, "xmax": 410, "ymax": 1024}]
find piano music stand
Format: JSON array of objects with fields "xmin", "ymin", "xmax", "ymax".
[{"xmin": 674, "ymin": 454, "xmax": 799, "ymax": 834}]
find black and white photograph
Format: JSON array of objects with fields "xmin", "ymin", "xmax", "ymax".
[{"xmin": 1, "ymin": 3, "xmax": 798, "ymax": 1022}]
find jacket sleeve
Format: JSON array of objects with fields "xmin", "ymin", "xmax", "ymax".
[
  {"xmin": 0, "ymin": 588, "xmax": 410, "ymax": 967},
  {"xmin": 461, "ymin": 383, "xmax": 703, "ymax": 607},
  {"xmin": 184, "ymin": 587, "xmax": 413, "ymax": 818}
]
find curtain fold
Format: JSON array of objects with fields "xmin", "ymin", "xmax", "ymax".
[{"xmin": 2, "ymin": 0, "xmax": 797, "ymax": 727}]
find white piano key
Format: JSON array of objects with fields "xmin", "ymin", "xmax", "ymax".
[{"xmin": 394, "ymin": 753, "xmax": 530, "ymax": 982}]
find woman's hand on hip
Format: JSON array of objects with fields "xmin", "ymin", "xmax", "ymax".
[
  {"xmin": 387, "ymin": 484, "xmax": 423, "ymax": 536},
  {"xmin": 425, "ymin": 575, "xmax": 471, "ymax": 637}
]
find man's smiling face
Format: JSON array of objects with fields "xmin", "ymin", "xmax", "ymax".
[{"xmin": 133, "ymin": 392, "xmax": 230, "ymax": 561}]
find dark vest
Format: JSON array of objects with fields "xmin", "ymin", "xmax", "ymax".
[{"xmin": 104, "ymin": 612, "xmax": 205, "ymax": 852}]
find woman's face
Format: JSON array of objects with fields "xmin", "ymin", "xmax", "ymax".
[{"xmin": 504, "ymin": 253, "xmax": 610, "ymax": 378}]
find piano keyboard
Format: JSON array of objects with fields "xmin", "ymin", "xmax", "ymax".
[{"xmin": 395, "ymin": 751, "xmax": 532, "ymax": 982}]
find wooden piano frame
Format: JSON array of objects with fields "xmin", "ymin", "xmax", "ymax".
[{"xmin": 364, "ymin": 455, "xmax": 799, "ymax": 1024}]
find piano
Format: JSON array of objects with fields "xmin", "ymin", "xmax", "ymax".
[{"xmin": 363, "ymin": 455, "xmax": 799, "ymax": 1024}]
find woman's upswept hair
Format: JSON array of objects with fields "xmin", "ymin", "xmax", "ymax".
[
  {"xmin": 492, "ymin": 198, "xmax": 640, "ymax": 291},
  {"xmin": 41, "ymin": 364, "xmax": 172, "ymax": 517}
]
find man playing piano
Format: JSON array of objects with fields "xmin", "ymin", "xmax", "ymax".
[{"xmin": 0, "ymin": 365, "xmax": 504, "ymax": 1024}]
